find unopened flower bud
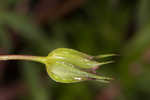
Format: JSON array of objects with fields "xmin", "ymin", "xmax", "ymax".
[{"xmin": 45, "ymin": 48, "xmax": 113, "ymax": 83}]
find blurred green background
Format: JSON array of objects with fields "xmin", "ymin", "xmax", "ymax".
[{"xmin": 0, "ymin": 0, "xmax": 150, "ymax": 100}]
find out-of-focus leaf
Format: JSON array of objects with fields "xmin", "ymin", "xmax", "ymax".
[
  {"xmin": 22, "ymin": 62, "xmax": 49, "ymax": 100},
  {"xmin": 119, "ymin": 23, "xmax": 150, "ymax": 87},
  {"xmin": 0, "ymin": 25, "xmax": 12, "ymax": 49},
  {"xmin": 0, "ymin": 12, "xmax": 52, "ymax": 53},
  {"xmin": 0, "ymin": 11, "xmax": 68, "ymax": 54},
  {"xmin": 58, "ymin": 83, "xmax": 92, "ymax": 100},
  {"xmin": 138, "ymin": 0, "xmax": 150, "ymax": 28}
]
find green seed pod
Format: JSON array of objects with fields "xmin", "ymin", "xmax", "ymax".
[
  {"xmin": 47, "ymin": 48, "xmax": 112, "ymax": 69},
  {"xmin": 45, "ymin": 48, "xmax": 113, "ymax": 83},
  {"xmin": 46, "ymin": 60, "xmax": 112, "ymax": 83}
]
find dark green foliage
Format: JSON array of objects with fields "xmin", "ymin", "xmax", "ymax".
[{"xmin": 0, "ymin": 0, "xmax": 150, "ymax": 100}]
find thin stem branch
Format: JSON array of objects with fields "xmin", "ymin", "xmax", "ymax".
[{"xmin": 0, "ymin": 55, "xmax": 46, "ymax": 64}]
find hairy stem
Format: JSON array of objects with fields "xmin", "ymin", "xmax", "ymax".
[{"xmin": 0, "ymin": 55, "xmax": 46, "ymax": 64}]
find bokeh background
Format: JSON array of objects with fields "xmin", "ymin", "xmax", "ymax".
[{"xmin": 0, "ymin": 0, "xmax": 150, "ymax": 100}]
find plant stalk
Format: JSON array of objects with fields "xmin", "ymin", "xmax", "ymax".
[{"xmin": 0, "ymin": 55, "xmax": 46, "ymax": 64}]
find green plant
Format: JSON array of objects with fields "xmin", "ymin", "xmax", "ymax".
[{"xmin": 0, "ymin": 48, "xmax": 114, "ymax": 83}]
